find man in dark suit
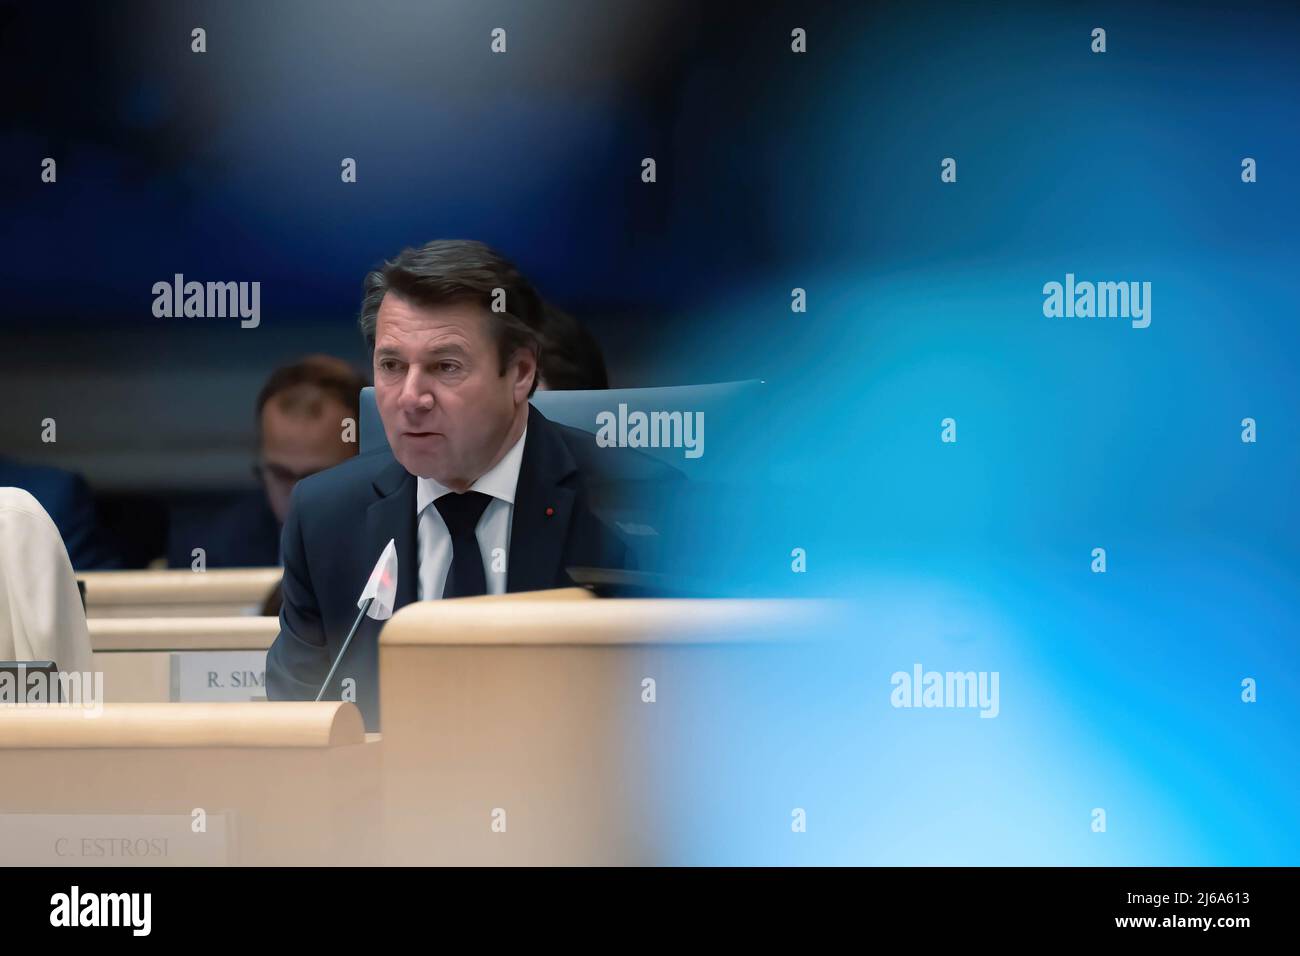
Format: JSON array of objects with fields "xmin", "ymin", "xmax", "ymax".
[{"xmin": 266, "ymin": 240, "xmax": 630, "ymax": 729}]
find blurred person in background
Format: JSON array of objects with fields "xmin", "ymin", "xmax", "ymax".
[
  {"xmin": 0, "ymin": 488, "xmax": 95, "ymax": 677},
  {"xmin": 167, "ymin": 355, "xmax": 367, "ymax": 570},
  {"xmin": 536, "ymin": 303, "xmax": 609, "ymax": 391}
]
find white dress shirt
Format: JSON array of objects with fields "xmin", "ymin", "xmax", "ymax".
[{"xmin": 415, "ymin": 428, "xmax": 527, "ymax": 600}]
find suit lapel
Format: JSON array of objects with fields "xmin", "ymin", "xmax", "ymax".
[
  {"xmin": 508, "ymin": 406, "xmax": 577, "ymax": 593},
  {"xmin": 366, "ymin": 457, "xmax": 419, "ymax": 612}
]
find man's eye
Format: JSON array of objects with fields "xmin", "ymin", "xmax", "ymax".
[
  {"xmin": 379, "ymin": 360, "xmax": 400, "ymax": 373},
  {"xmin": 438, "ymin": 362, "xmax": 461, "ymax": 373}
]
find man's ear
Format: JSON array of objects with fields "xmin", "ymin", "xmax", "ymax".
[{"xmin": 509, "ymin": 347, "xmax": 538, "ymax": 403}]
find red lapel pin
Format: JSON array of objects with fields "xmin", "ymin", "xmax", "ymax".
[{"xmin": 545, "ymin": 506, "xmax": 554, "ymax": 517}]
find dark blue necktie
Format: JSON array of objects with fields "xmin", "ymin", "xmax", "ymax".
[{"xmin": 434, "ymin": 491, "xmax": 492, "ymax": 598}]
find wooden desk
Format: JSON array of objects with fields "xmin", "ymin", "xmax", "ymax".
[
  {"xmin": 83, "ymin": 587, "xmax": 592, "ymax": 702},
  {"xmin": 0, "ymin": 703, "xmax": 379, "ymax": 866},
  {"xmin": 89, "ymin": 617, "xmax": 279, "ymax": 703},
  {"xmin": 378, "ymin": 596, "xmax": 810, "ymax": 865},
  {"xmin": 80, "ymin": 568, "xmax": 281, "ymax": 619}
]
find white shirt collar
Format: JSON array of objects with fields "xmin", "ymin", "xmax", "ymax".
[{"xmin": 415, "ymin": 426, "xmax": 527, "ymax": 515}]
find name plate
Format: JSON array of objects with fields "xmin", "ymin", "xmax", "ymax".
[
  {"xmin": 170, "ymin": 651, "xmax": 268, "ymax": 702},
  {"xmin": 0, "ymin": 813, "xmax": 231, "ymax": 866}
]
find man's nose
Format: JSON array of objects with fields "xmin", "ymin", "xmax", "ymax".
[{"xmin": 397, "ymin": 366, "xmax": 434, "ymax": 413}]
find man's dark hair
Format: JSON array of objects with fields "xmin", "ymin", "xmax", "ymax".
[
  {"xmin": 359, "ymin": 239, "xmax": 546, "ymax": 397},
  {"xmin": 256, "ymin": 354, "xmax": 367, "ymax": 435},
  {"xmin": 538, "ymin": 304, "xmax": 610, "ymax": 390}
]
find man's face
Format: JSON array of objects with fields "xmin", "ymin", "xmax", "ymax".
[
  {"xmin": 372, "ymin": 293, "xmax": 534, "ymax": 488},
  {"xmin": 259, "ymin": 398, "xmax": 355, "ymax": 524}
]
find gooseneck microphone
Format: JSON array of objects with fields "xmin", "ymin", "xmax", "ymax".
[{"xmin": 315, "ymin": 539, "xmax": 399, "ymax": 703}]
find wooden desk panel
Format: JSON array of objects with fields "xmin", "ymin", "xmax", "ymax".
[
  {"xmin": 87, "ymin": 617, "xmax": 278, "ymax": 703},
  {"xmin": 80, "ymin": 568, "xmax": 281, "ymax": 619},
  {"xmin": 378, "ymin": 598, "xmax": 811, "ymax": 865},
  {"xmin": 0, "ymin": 703, "xmax": 380, "ymax": 866}
]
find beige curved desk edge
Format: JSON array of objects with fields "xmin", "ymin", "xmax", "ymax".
[{"xmin": 0, "ymin": 702, "xmax": 365, "ymax": 749}]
